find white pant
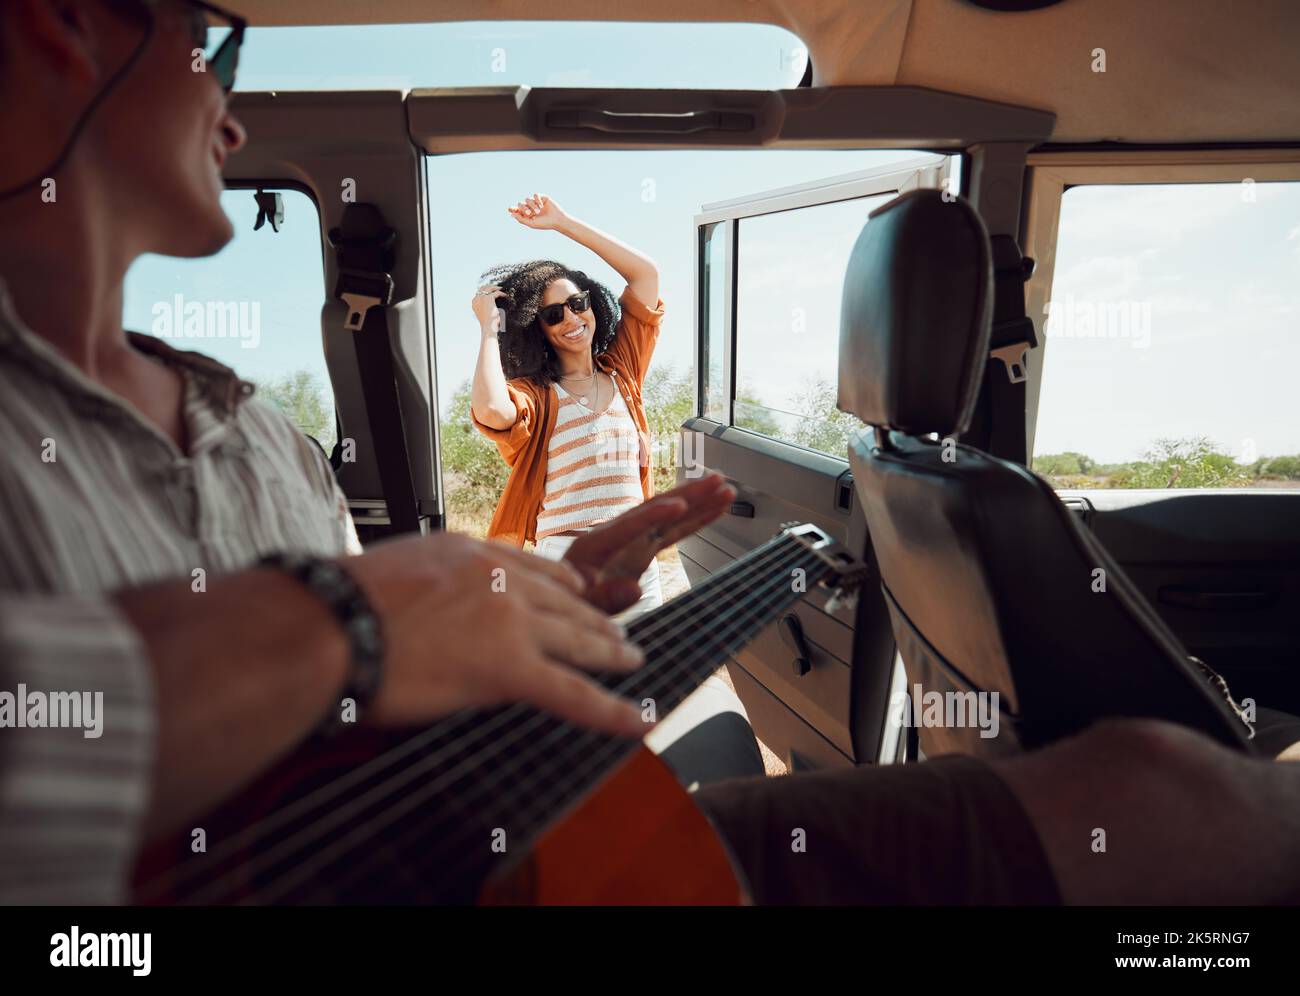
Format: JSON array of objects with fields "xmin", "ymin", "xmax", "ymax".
[{"xmin": 533, "ymin": 531, "xmax": 663, "ymax": 622}]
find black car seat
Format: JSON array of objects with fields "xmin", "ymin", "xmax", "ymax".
[{"xmin": 836, "ymin": 188, "xmax": 1293, "ymax": 759}]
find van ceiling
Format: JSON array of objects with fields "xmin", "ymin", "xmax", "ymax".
[{"xmin": 225, "ymin": 0, "xmax": 1299, "ymax": 145}]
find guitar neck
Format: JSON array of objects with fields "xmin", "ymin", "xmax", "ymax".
[
  {"xmin": 399, "ymin": 528, "xmax": 847, "ymax": 900},
  {"xmin": 614, "ymin": 530, "xmax": 839, "ymax": 718},
  {"xmin": 474, "ymin": 528, "xmax": 843, "ymax": 873}
]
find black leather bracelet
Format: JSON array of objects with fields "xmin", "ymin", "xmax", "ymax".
[{"xmin": 258, "ymin": 553, "xmax": 385, "ymax": 737}]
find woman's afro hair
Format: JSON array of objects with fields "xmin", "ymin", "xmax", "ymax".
[{"xmin": 478, "ymin": 260, "xmax": 620, "ymax": 384}]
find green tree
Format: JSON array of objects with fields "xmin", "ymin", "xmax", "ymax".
[
  {"xmin": 255, "ymin": 369, "xmax": 335, "ymax": 452},
  {"xmin": 789, "ymin": 374, "xmax": 858, "ymax": 457},
  {"xmin": 439, "ymin": 379, "xmax": 510, "ymax": 516},
  {"xmin": 642, "ymin": 363, "xmax": 698, "ymax": 494},
  {"xmin": 1033, "ymin": 451, "xmax": 1097, "ymax": 478},
  {"xmin": 732, "ymin": 374, "xmax": 787, "ymax": 442},
  {"xmin": 1259, "ymin": 455, "xmax": 1300, "ymax": 481},
  {"xmin": 733, "ymin": 393, "xmax": 781, "ymax": 438},
  {"xmin": 1108, "ymin": 436, "xmax": 1251, "ymax": 489}
]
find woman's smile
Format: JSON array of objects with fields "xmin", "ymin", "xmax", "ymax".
[{"xmin": 560, "ymin": 323, "xmax": 588, "ymax": 341}]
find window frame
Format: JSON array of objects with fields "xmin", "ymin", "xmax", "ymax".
[
  {"xmin": 691, "ymin": 153, "xmax": 951, "ymax": 457},
  {"xmin": 1022, "ymin": 150, "xmax": 1300, "ymax": 467}
]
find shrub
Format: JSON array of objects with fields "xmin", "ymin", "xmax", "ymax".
[{"xmin": 1259, "ymin": 455, "xmax": 1300, "ymax": 481}]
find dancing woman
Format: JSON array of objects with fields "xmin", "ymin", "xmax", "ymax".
[{"xmin": 470, "ymin": 193, "xmax": 665, "ymax": 616}]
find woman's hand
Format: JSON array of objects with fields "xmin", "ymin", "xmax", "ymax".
[
  {"xmin": 507, "ymin": 193, "xmax": 569, "ymax": 231},
  {"xmin": 472, "ymin": 284, "xmax": 508, "ymax": 336},
  {"xmin": 509, "ymin": 197, "xmax": 660, "ymax": 306},
  {"xmin": 563, "ymin": 473, "xmax": 737, "ymax": 614}
]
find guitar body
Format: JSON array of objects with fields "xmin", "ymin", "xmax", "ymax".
[
  {"xmin": 480, "ymin": 746, "xmax": 747, "ymax": 905},
  {"xmin": 133, "ymin": 732, "xmax": 748, "ymax": 905}
]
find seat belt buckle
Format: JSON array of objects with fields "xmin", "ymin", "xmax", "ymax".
[
  {"xmin": 335, "ymin": 268, "xmax": 394, "ymax": 332},
  {"xmin": 989, "ymin": 316, "xmax": 1038, "ymax": 384},
  {"xmin": 991, "ymin": 342, "xmax": 1030, "ymax": 383}
]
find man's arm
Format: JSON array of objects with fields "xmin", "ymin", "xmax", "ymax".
[
  {"xmin": 117, "ymin": 528, "xmax": 658, "ymax": 843},
  {"xmin": 114, "ymin": 569, "xmax": 350, "ymax": 842}
]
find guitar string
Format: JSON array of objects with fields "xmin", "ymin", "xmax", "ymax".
[
  {"xmin": 253, "ymin": 544, "xmax": 821, "ymax": 904},
  {"xmin": 249, "ymin": 545, "xmax": 827, "ymax": 904},
  {"xmin": 221, "ymin": 540, "xmax": 814, "ymax": 905},
  {"xmin": 213, "ymin": 540, "xmax": 821, "ymax": 910},
  {"xmin": 361, "ymin": 548, "xmax": 828, "ymax": 904},
  {"xmin": 147, "ymin": 531, "xmax": 807, "ymax": 901}
]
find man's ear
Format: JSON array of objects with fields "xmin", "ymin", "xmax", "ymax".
[{"xmin": 13, "ymin": 0, "xmax": 102, "ymax": 86}]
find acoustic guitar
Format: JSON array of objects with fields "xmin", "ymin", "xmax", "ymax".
[{"xmin": 132, "ymin": 523, "xmax": 869, "ymax": 905}]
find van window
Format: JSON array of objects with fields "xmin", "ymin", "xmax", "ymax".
[
  {"xmin": 1032, "ymin": 182, "xmax": 1300, "ymax": 489},
  {"xmin": 732, "ymin": 193, "xmax": 893, "ymax": 455},
  {"xmin": 123, "ymin": 188, "xmax": 334, "ymax": 452},
  {"xmin": 233, "ymin": 22, "xmax": 810, "ymax": 91},
  {"xmin": 690, "ymin": 154, "xmax": 952, "ymax": 459}
]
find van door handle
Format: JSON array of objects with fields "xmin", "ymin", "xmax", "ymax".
[
  {"xmin": 780, "ymin": 614, "xmax": 812, "ymax": 677},
  {"xmin": 728, "ymin": 500, "xmax": 755, "ymax": 518},
  {"xmin": 545, "ymin": 109, "xmax": 755, "ymax": 135},
  {"xmin": 1157, "ymin": 586, "xmax": 1274, "ymax": 610}
]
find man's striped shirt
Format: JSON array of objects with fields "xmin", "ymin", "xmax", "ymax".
[{"xmin": 0, "ymin": 279, "xmax": 358, "ymax": 903}]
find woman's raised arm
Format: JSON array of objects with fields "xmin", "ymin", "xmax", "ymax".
[{"xmin": 508, "ymin": 193, "xmax": 660, "ymax": 307}]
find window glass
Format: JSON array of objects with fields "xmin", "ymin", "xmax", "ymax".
[
  {"xmin": 1033, "ymin": 182, "xmax": 1300, "ymax": 489},
  {"xmin": 233, "ymin": 22, "xmax": 809, "ymax": 91},
  {"xmin": 123, "ymin": 188, "xmax": 334, "ymax": 452},
  {"xmin": 732, "ymin": 192, "xmax": 893, "ymax": 457}
]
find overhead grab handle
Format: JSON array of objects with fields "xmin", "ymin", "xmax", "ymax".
[{"xmin": 544, "ymin": 108, "xmax": 755, "ymax": 134}]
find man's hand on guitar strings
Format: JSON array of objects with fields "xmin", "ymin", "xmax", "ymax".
[
  {"xmin": 345, "ymin": 532, "xmax": 648, "ymax": 736},
  {"xmin": 563, "ymin": 472, "xmax": 737, "ymax": 614}
]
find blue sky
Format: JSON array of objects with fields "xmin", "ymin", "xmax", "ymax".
[
  {"xmin": 1035, "ymin": 182, "xmax": 1300, "ymax": 464},
  {"xmin": 222, "ymin": 21, "xmax": 809, "ymax": 92},
  {"xmin": 123, "ymin": 21, "xmax": 1300, "ymax": 468}
]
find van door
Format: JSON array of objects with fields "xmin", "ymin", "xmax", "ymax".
[{"xmin": 677, "ymin": 156, "xmax": 953, "ymax": 770}]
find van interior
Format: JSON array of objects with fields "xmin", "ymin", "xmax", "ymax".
[{"xmin": 120, "ymin": 0, "xmax": 1300, "ymax": 902}]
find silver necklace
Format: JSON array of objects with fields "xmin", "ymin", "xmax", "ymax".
[{"xmin": 559, "ymin": 370, "xmax": 599, "ymax": 406}]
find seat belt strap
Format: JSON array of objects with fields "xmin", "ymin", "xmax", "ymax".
[
  {"xmin": 327, "ymin": 204, "xmax": 422, "ymax": 535},
  {"xmin": 979, "ymin": 235, "xmax": 1037, "ymax": 465}
]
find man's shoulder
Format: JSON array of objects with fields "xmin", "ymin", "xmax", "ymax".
[{"xmin": 127, "ymin": 332, "xmax": 253, "ymax": 399}]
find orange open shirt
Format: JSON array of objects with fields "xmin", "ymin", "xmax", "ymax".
[{"xmin": 471, "ymin": 285, "xmax": 664, "ymax": 547}]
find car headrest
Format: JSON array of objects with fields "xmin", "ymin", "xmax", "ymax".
[{"xmin": 836, "ymin": 189, "xmax": 993, "ymax": 437}]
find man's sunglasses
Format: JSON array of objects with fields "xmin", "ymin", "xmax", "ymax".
[
  {"xmin": 180, "ymin": 0, "xmax": 246, "ymax": 94},
  {"xmin": 538, "ymin": 292, "xmax": 592, "ymax": 327}
]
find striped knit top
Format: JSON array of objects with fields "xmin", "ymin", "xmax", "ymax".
[{"xmin": 534, "ymin": 371, "xmax": 645, "ymax": 540}]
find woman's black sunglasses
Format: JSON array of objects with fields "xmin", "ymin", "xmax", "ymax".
[
  {"xmin": 538, "ymin": 291, "xmax": 592, "ymax": 326},
  {"xmin": 181, "ymin": 0, "xmax": 246, "ymax": 94}
]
